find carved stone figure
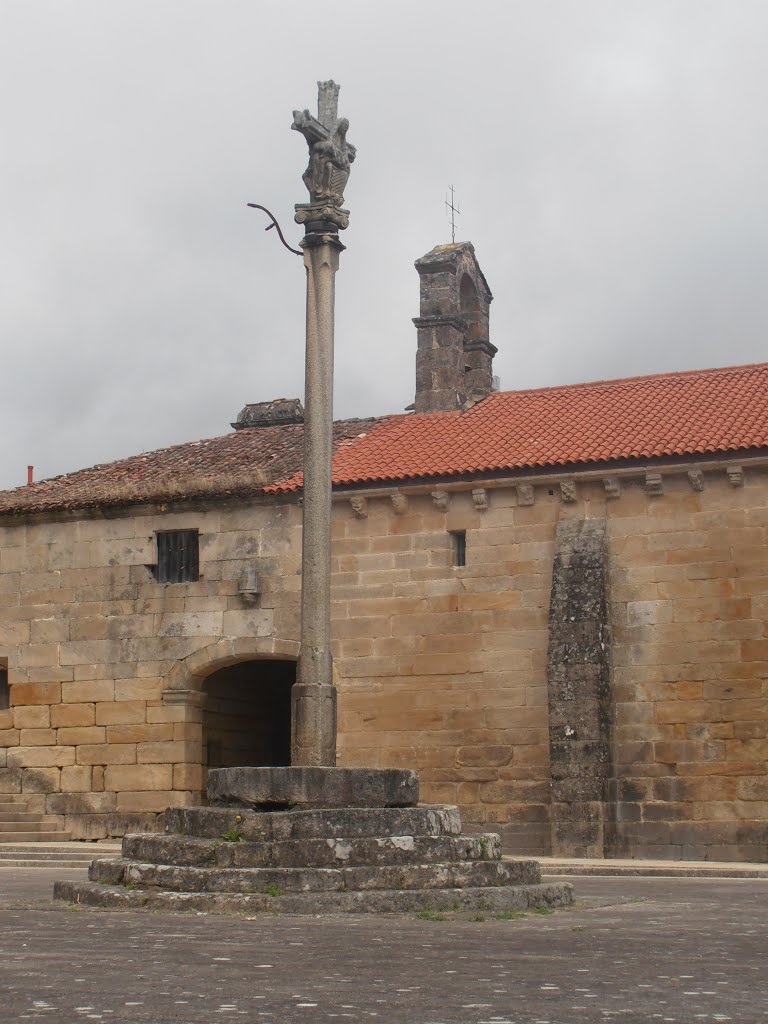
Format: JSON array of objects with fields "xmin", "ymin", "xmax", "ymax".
[{"xmin": 292, "ymin": 80, "xmax": 355, "ymax": 227}]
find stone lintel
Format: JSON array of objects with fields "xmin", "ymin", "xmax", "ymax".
[{"xmin": 206, "ymin": 766, "xmax": 420, "ymax": 809}]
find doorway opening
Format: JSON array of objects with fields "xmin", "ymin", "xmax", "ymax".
[{"xmin": 202, "ymin": 659, "xmax": 295, "ymax": 768}]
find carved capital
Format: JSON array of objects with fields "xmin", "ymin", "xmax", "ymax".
[{"xmin": 295, "ymin": 203, "xmax": 350, "ymax": 231}]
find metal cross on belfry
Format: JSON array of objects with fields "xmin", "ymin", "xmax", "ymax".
[
  {"xmin": 289, "ymin": 81, "xmax": 356, "ymax": 767},
  {"xmin": 445, "ymin": 185, "xmax": 460, "ymax": 244}
]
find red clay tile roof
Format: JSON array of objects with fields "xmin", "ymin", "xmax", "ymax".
[
  {"xmin": 269, "ymin": 363, "xmax": 768, "ymax": 492},
  {"xmin": 1, "ymin": 363, "xmax": 766, "ymax": 516}
]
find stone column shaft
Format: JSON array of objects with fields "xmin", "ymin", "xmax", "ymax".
[{"xmin": 291, "ymin": 232, "xmax": 344, "ymax": 766}]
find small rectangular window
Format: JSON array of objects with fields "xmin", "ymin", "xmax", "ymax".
[
  {"xmin": 155, "ymin": 530, "xmax": 199, "ymax": 584},
  {"xmin": 451, "ymin": 530, "xmax": 466, "ymax": 567},
  {"xmin": 0, "ymin": 664, "xmax": 9, "ymax": 711}
]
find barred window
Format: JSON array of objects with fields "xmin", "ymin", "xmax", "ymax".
[
  {"xmin": 155, "ymin": 530, "xmax": 199, "ymax": 584},
  {"xmin": 451, "ymin": 530, "xmax": 467, "ymax": 567},
  {"xmin": 0, "ymin": 664, "xmax": 8, "ymax": 712}
]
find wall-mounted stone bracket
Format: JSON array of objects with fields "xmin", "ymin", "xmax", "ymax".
[
  {"xmin": 687, "ymin": 469, "xmax": 704, "ymax": 492},
  {"xmin": 472, "ymin": 488, "xmax": 489, "ymax": 511},
  {"xmin": 727, "ymin": 465, "xmax": 744, "ymax": 487},
  {"xmin": 645, "ymin": 472, "xmax": 664, "ymax": 496},
  {"xmin": 390, "ymin": 493, "xmax": 408, "ymax": 515},
  {"xmin": 349, "ymin": 496, "xmax": 368, "ymax": 518},
  {"xmin": 560, "ymin": 479, "xmax": 577, "ymax": 504},
  {"xmin": 602, "ymin": 477, "xmax": 621, "ymax": 500},
  {"xmin": 516, "ymin": 483, "xmax": 535, "ymax": 506},
  {"xmin": 431, "ymin": 491, "xmax": 450, "ymax": 511}
]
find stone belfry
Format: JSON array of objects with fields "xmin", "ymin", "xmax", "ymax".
[{"xmin": 414, "ymin": 242, "xmax": 495, "ymax": 413}]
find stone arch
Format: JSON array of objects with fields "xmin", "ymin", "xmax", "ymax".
[{"xmin": 163, "ymin": 636, "xmax": 300, "ymax": 700}]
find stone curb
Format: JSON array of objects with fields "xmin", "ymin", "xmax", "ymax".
[{"xmin": 527, "ymin": 857, "xmax": 768, "ymax": 879}]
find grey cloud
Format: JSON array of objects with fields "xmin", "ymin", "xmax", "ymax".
[{"xmin": 2, "ymin": 0, "xmax": 767, "ymax": 488}]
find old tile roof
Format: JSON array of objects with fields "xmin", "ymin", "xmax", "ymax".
[
  {"xmin": 0, "ymin": 419, "xmax": 382, "ymax": 516},
  {"xmin": 1, "ymin": 363, "xmax": 766, "ymax": 516}
]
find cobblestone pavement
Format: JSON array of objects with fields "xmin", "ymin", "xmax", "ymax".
[{"xmin": 1, "ymin": 868, "xmax": 766, "ymax": 1023}]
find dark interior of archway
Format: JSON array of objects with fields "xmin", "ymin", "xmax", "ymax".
[{"xmin": 202, "ymin": 660, "xmax": 294, "ymax": 768}]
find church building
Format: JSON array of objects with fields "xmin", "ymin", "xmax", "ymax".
[{"xmin": 1, "ymin": 241, "xmax": 767, "ymax": 862}]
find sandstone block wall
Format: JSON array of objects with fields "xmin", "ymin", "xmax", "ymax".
[
  {"xmin": 1, "ymin": 460, "xmax": 767, "ymax": 860},
  {"xmin": 0, "ymin": 503, "xmax": 303, "ymax": 837},
  {"xmin": 333, "ymin": 466, "xmax": 768, "ymax": 861}
]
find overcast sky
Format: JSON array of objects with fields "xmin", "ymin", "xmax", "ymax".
[{"xmin": 1, "ymin": 1, "xmax": 767, "ymax": 491}]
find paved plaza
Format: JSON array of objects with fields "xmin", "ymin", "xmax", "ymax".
[{"xmin": 1, "ymin": 868, "xmax": 766, "ymax": 1023}]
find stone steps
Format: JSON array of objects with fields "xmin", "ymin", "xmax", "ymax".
[
  {"xmin": 165, "ymin": 804, "xmax": 462, "ymax": 842},
  {"xmin": 55, "ymin": 879, "xmax": 573, "ymax": 916},
  {"xmin": 89, "ymin": 855, "xmax": 540, "ymax": 894},
  {"xmin": 0, "ymin": 818, "xmax": 66, "ymax": 831},
  {"xmin": 122, "ymin": 831, "xmax": 500, "ymax": 869},
  {"xmin": 0, "ymin": 843, "xmax": 121, "ymax": 867},
  {"xmin": 55, "ymin": 767, "xmax": 573, "ymax": 916},
  {"xmin": 0, "ymin": 795, "xmax": 70, "ymax": 843}
]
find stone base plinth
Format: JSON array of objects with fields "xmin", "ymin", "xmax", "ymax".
[
  {"xmin": 207, "ymin": 766, "xmax": 418, "ymax": 809},
  {"xmin": 54, "ymin": 769, "xmax": 573, "ymax": 916}
]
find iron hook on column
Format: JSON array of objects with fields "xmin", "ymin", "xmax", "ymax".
[{"xmin": 246, "ymin": 203, "xmax": 302, "ymax": 256}]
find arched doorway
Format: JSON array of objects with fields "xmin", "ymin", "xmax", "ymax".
[{"xmin": 202, "ymin": 659, "xmax": 295, "ymax": 769}]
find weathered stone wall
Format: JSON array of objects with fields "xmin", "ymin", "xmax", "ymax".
[
  {"xmin": 0, "ymin": 503, "xmax": 303, "ymax": 837},
  {"xmin": 333, "ymin": 486, "xmax": 558, "ymax": 855},
  {"xmin": 607, "ymin": 470, "xmax": 768, "ymax": 861},
  {"xmin": 546, "ymin": 518, "xmax": 613, "ymax": 858},
  {"xmin": 1, "ymin": 461, "xmax": 767, "ymax": 859},
  {"xmin": 333, "ymin": 465, "xmax": 768, "ymax": 861}
]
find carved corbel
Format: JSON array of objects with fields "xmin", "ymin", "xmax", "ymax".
[
  {"xmin": 431, "ymin": 491, "xmax": 450, "ymax": 512},
  {"xmin": 687, "ymin": 469, "xmax": 704, "ymax": 492},
  {"xmin": 516, "ymin": 483, "xmax": 534, "ymax": 506},
  {"xmin": 559, "ymin": 479, "xmax": 577, "ymax": 504},
  {"xmin": 349, "ymin": 495, "xmax": 368, "ymax": 518},
  {"xmin": 472, "ymin": 488, "xmax": 489, "ymax": 511},
  {"xmin": 390, "ymin": 492, "xmax": 408, "ymax": 515},
  {"xmin": 645, "ymin": 472, "xmax": 664, "ymax": 496},
  {"xmin": 603, "ymin": 477, "xmax": 621, "ymax": 500},
  {"xmin": 727, "ymin": 466, "xmax": 744, "ymax": 487}
]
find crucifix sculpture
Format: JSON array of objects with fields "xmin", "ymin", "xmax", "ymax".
[
  {"xmin": 290, "ymin": 81, "xmax": 354, "ymax": 766},
  {"xmin": 292, "ymin": 80, "xmax": 356, "ymax": 231}
]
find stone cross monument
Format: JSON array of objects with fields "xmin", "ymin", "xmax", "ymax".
[{"xmin": 290, "ymin": 81, "xmax": 355, "ymax": 766}]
